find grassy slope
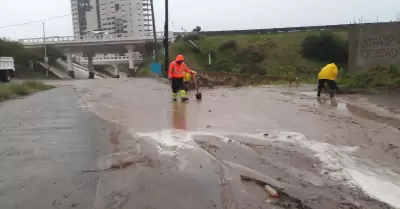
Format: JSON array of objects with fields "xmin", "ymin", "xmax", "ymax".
[
  {"xmin": 169, "ymin": 30, "xmax": 348, "ymax": 77},
  {"xmin": 0, "ymin": 81, "xmax": 54, "ymax": 101}
]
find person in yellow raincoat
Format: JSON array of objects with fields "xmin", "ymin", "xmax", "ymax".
[
  {"xmin": 183, "ymin": 69, "xmax": 197, "ymax": 91},
  {"xmin": 317, "ymin": 63, "xmax": 339, "ymax": 98}
]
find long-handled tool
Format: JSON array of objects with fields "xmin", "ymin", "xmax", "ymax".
[{"xmin": 193, "ymin": 75, "xmax": 202, "ymax": 100}]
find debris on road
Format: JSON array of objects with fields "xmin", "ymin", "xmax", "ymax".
[
  {"xmin": 264, "ymin": 184, "xmax": 279, "ymax": 198},
  {"xmin": 240, "ymin": 175, "xmax": 279, "ymax": 198}
]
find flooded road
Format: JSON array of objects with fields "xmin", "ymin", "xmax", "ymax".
[{"xmin": 1, "ymin": 78, "xmax": 400, "ymax": 209}]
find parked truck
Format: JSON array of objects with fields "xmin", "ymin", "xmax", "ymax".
[{"xmin": 0, "ymin": 57, "xmax": 15, "ymax": 82}]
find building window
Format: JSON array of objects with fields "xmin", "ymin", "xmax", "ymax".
[{"xmin": 115, "ymin": 3, "xmax": 120, "ymax": 12}]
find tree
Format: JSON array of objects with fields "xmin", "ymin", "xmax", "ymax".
[
  {"xmin": 42, "ymin": 46, "xmax": 64, "ymax": 70},
  {"xmin": 192, "ymin": 26, "xmax": 201, "ymax": 32},
  {"xmin": 0, "ymin": 39, "xmax": 40, "ymax": 67},
  {"xmin": 300, "ymin": 32, "xmax": 348, "ymax": 63}
]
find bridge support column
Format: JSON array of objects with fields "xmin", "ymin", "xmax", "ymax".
[
  {"xmin": 66, "ymin": 51, "xmax": 75, "ymax": 78},
  {"xmin": 87, "ymin": 53, "xmax": 95, "ymax": 79},
  {"xmin": 112, "ymin": 64, "xmax": 120, "ymax": 78},
  {"xmin": 126, "ymin": 45, "xmax": 135, "ymax": 77}
]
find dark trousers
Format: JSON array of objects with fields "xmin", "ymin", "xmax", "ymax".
[
  {"xmin": 183, "ymin": 81, "xmax": 190, "ymax": 91},
  {"xmin": 171, "ymin": 77, "xmax": 184, "ymax": 93},
  {"xmin": 318, "ymin": 79, "xmax": 338, "ymax": 97}
]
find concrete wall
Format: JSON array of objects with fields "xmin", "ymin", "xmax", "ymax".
[{"xmin": 349, "ymin": 22, "xmax": 400, "ymax": 72}]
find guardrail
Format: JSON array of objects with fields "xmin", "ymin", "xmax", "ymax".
[
  {"xmin": 81, "ymin": 54, "xmax": 143, "ymax": 62},
  {"xmin": 173, "ymin": 23, "xmax": 369, "ymax": 37},
  {"xmin": 18, "ymin": 31, "xmax": 173, "ymax": 45}
]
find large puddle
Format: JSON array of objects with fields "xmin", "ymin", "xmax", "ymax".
[{"xmin": 74, "ymin": 79, "xmax": 400, "ymax": 208}]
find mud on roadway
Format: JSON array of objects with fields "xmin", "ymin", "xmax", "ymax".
[{"xmin": 1, "ymin": 78, "xmax": 400, "ymax": 209}]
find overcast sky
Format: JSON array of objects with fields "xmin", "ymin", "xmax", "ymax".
[{"xmin": 1, "ymin": 0, "xmax": 399, "ymax": 39}]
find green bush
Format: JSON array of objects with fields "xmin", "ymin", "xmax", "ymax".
[
  {"xmin": 24, "ymin": 81, "xmax": 54, "ymax": 90},
  {"xmin": 219, "ymin": 40, "xmax": 238, "ymax": 50},
  {"xmin": 136, "ymin": 67, "xmax": 151, "ymax": 77},
  {"xmin": 235, "ymin": 47, "xmax": 265, "ymax": 63},
  {"xmin": 339, "ymin": 65, "xmax": 400, "ymax": 89},
  {"xmin": 183, "ymin": 34, "xmax": 200, "ymax": 41},
  {"xmin": 0, "ymin": 81, "xmax": 54, "ymax": 101},
  {"xmin": 192, "ymin": 26, "xmax": 201, "ymax": 32},
  {"xmin": 301, "ymin": 32, "xmax": 348, "ymax": 63},
  {"xmin": 143, "ymin": 41, "xmax": 162, "ymax": 56},
  {"xmin": 174, "ymin": 35, "xmax": 182, "ymax": 41},
  {"xmin": 0, "ymin": 88, "xmax": 11, "ymax": 100}
]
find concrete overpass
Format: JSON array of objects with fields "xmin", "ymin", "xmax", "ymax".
[
  {"xmin": 76, "ymin": 53, "xmax": 143, "ymax": 78},
  {"xmin": 18, "ymin": 32, "xmax": 173, "ymax": 79}
]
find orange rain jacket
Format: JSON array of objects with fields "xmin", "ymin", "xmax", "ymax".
[{"xmin": 168, "ymin": 55, "xmax": 192, "ymax": 79}]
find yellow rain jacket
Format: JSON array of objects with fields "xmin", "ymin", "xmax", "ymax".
[
  {"xmin": 183, "ymin": 70, "xmax": 197, "ymax": 82},
  {"xmin": 318, "ymin": 63, "xmax": 338, "ymax": 81}
]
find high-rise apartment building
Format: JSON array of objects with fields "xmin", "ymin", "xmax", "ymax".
[{"xmin": 70, "ymin": 0, "xmax": 153, "ymax": 38}]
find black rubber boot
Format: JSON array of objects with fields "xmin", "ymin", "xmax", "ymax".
[
  {"xmin": 317, "ymin": 89, "xmax": 322, "ymax": 97},
  {"xmin": 181, "ymin": 97, "xmax": 189, "ymax": 102},
  {"xmin": 330, "ymin": 90, "xmax": 336, "ymax": 98}
]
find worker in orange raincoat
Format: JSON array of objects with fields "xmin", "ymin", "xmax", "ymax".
[
  {"xmin": 168, "ymin": 55, "xmax": 195, "ymax": 102},
  {"xmin": 317, "ymin": 63, "xmax": 339, "ymax": 98}
]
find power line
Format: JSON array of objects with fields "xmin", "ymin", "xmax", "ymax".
[{"xmin": 0, "ymin": 14, "xmax": 71, "ymax": 29}]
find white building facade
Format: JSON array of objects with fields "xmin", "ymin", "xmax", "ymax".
[{"xmin": 70, "ymin": 0, "xmax": 153, "ymax": 38}]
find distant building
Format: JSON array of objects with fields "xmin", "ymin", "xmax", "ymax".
[{"xmin": 70, "ymin": 0, "xmax": 153, "ymax": 38}]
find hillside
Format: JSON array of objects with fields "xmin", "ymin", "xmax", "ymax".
[{"xmin": 168, "ymin": 30, "xmax": 348, "ymax": 78}]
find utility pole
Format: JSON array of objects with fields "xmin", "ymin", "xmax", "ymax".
[
  {"xmin": 43, "ymin": 22, "xmax": 48, "ymax": 77},
  {"xmin": 163, "ymin": 0, "xmax": 169, "ymax": 73},
  {"xmin": 150, "ymin": 0, "xmax": 157, "ymax": 61}
]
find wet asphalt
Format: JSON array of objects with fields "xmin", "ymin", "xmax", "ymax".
[
  {"xmin": 0, "ymin": 87, "xmax": 107, "ymax": 209},
  {"xmin": 1, "ymin": 78, "xmax": 400, "ymax": 209}
]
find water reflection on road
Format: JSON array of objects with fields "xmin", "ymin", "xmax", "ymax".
[{"xmin": 171, "ymin": 102, "xmax": 188, "ymax": 130}]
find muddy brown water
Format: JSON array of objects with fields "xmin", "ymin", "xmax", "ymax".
[{"xmin": 4, "ymin": 78, "xmax": 400, "ymax": 209}]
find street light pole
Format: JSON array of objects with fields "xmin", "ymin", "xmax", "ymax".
[
  {"xmin": 150, "ymin": 0, "xmax": 157, "ymax": 61},
  {"xmin": 42, "ymin": 22, "xmax": 48, "ymax": 77},
  {"xmin": 163, "ymin": 0, "xmax": 169, "ymax": 74}
]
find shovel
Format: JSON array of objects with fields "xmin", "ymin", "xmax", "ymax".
[{"xmin": 193, "ymin": 75, "xmax": 202, "ymax": 100}]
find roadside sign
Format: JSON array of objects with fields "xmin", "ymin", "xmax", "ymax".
[{"xmin": 151, "ymin": 62, "xmax": 162, "ymax": 75}]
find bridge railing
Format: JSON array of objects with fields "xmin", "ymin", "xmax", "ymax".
[
  {"xmin": 18, "ymin": 31, "xmax": 173, "ymax": 45},
  {"xmin": 78, "ymin": 53, "xmax": 144, "ymax": 63}
]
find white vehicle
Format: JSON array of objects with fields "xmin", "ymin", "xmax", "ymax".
[{"xmin": 0, "ymin": 57, "xmax": 15, "ymax": 82}]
